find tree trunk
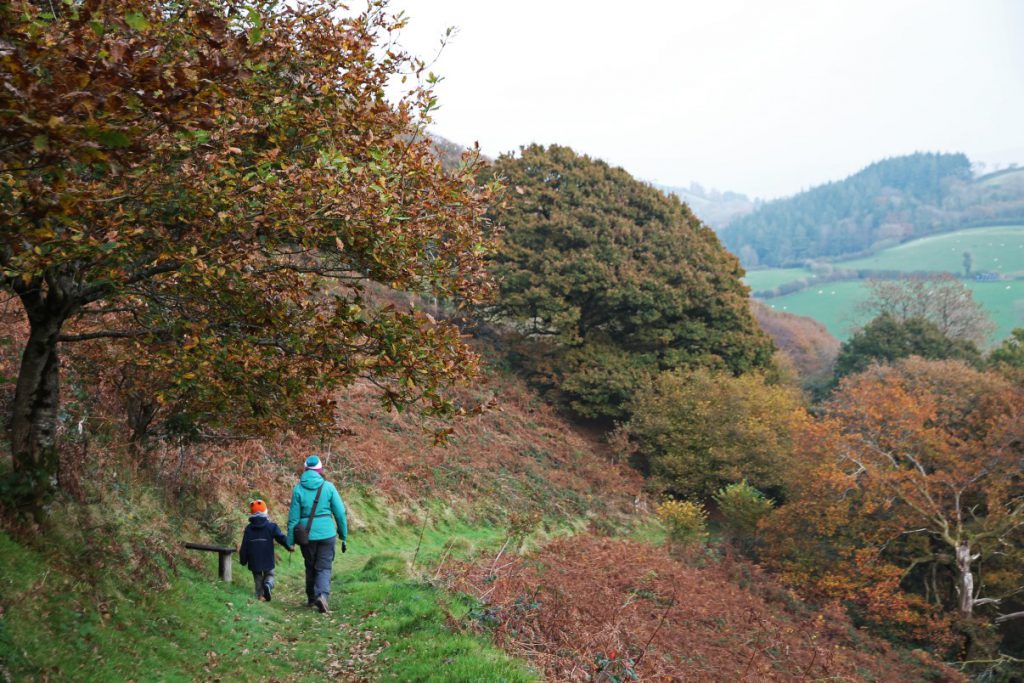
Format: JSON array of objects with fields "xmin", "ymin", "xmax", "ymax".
[
  {"xmin": 9, "ymin": 318, "xmax": 64, "ymax": 508},
  {"xmin": 6, "ymin": 275, "xmax": 77, "ymax": 513},
  {"xmin": 956, "ymin": 541, "xmax": 975, "ymax": 615},
  {"xmin": 126, "ymin": 390, "xmax": 159, "ymax": 456}
]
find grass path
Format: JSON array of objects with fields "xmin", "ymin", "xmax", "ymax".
[{"xmin": 0, "ymin": 505, "xmax": 540, "ymax": 682}]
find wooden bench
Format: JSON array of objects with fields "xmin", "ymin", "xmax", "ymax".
[{"xmin": 184, "ymin": 542, "xmax": 235, "ymax": 582}]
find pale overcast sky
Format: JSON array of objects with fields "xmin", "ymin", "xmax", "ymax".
[{"xmin": 391, "ymin": 0, "xmax": 1024, "ymax": 199}]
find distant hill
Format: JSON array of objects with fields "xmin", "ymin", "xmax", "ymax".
[
  {"xmin": 426, "ymin": 132, "xmax": 487, "ymax": 171},
  {"xmin": 656, "ymin": 182, "xmax": 759, "ymax": 229},
  {"xmin": 721, "ymin": 153, "xmax": 1024, "ymax": 267}
]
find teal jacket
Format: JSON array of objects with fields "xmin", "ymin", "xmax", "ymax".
[{"xmin": 286, "ymin": 470, "xmax": 348, "ymax": 545}]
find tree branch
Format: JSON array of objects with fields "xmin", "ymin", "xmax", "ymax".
[
  {"xmin": 58, "ymin": 329, "xmax": 164, "ymax": 343},
  {"xmin": 81, "ymin": 260, "xmax": 183, "ymax": 303},
  {"xmin": 995, "ymin": 610, "xmax": 1024, "ymax": 625}
]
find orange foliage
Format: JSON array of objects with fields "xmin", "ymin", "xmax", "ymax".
[
  {"xmin": 323, "ymin": 366, "xmax": 645, "ymax": 516},
  {"xmin": 763, "ymin": 358, "xmax": 1024, "ymax": 649},
  {"xmin": 448, "ymin": 536, "xmax": 963, "ymax": 682},
  {"xmin": 750, "ymin": 301, "xmax": 840, "ymax": 388}
]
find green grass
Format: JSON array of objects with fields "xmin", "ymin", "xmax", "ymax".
[
  {"xmin": 977, "ymin": 168, "xmax": 1024, "ymax": 188},
  {"xmin": 0, "ymin": 494, "xmax": 541, "ymax": 682},
  {"xmin": 762, "ymin": 280, "xmax": 1024, "ymax": 342},
  {"xmin": 746, "ymin": 225, "xmax": 1024, "ymax": 342},
  {"xmin": 835, "ymin": 226, "xmax": 1024, "ymax": 276},
  {"xmin": 758, "ymin": 282, "xmax": 871, "ymax": 339},
  {"xmin": 743, "ymin": 267, "xmax": 813, "ymax": 292}
]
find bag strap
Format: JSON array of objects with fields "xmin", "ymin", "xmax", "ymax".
[{"xmin": 304, "ymin": 483, "xmax": 325, "ymax": 533}]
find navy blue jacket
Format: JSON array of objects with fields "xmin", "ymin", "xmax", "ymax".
[{"xmin": 239, "ymin": 515, "xmax": 290, "ymax": 572}]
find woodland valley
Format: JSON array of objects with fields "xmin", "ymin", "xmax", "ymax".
[{"xmin": 2, "ymin": 2, "xmax": 1024, "ymax": 682}]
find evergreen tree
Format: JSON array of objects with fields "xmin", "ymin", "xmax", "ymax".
[
  {"xmin": 486, "ymin": 145, "xmax": 774, "ymax": 420},
  {"xmin": 834, "ymin": 314, "xmax": 981, "ymax": 380}
]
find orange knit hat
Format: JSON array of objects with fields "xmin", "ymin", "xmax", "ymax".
[{"xmin": 249, "ymin": 499, "xmax": 268, "ymax": 514}]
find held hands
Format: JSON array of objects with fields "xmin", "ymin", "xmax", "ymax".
[{"xmin": 288, "ymin": 545, "xmax": 296, "ymax": 552}]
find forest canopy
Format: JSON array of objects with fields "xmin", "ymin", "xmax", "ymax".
[{"xmin": 719, "ymin": 152, "xmax": 1015, "ymax": 266}]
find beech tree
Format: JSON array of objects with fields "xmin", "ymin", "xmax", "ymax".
[
  {"xmin": 1, "ymin": 1, "xmax": 494, "ymax": 509},
  {"xmin": 765, "ymin": 359, "xmax": 1024, "ymax": 650}
]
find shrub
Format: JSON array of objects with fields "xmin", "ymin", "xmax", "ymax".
[
  {"xmin": 625, "ymin": 368, "xmax": 804, "ymax": 498},
  {"xmin": 655, "ymin": 499, "xmax": 708, "ymax": 546},
  {"xmin": 713, "ymin": 481, "xmax": 774, "ymax": 538}
]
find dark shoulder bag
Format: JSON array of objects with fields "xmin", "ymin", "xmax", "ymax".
[{"xmin": 293, "ymin": 483, "xmax": 324, "ymax": 546}]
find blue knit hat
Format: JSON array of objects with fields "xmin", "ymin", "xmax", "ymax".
[{"xmin": 305, "ymin": 455, "xmax": 322, "ymax": 471}]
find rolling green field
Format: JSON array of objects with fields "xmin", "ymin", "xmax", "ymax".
[
  {"xmin": 837, "ymin": 226, "xmax": 1024, "ymax": 275},
  {"xmin": 746, "ymin": 225, "xmax": 1024, "ymax": 343},
  {"xmin": 743, "ymin": 267, "xmax": 814, "ymax": 293},
  {"xmin": 760, "ymin": 279, "xmax": 1023, "ymax": 342},
  {"xmin": 756, "ymin": 281, "xmax": 868, "ymax": 338},
  {"xmin": 977, "ymin": 168, "xmax": 1024, "ymax": 189}
]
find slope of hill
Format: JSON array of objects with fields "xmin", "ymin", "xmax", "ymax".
[
  {"xmin": 450, "ymin": 536, "xmax": 964, "ymax": 681},
  {"xmin": 427, "ymin": 132, "xmax": 487, "ymax": 171},
  {"xmin": 977, "ymin": 166, "xmax": 1024, "ymax": 189},
  {"xmin": 745, "ymin": 225, "xmax": 1024, "ymax": 341},
  {"xmin": 837, "ymin": 224, "xmax": 1024, "ymax": 276},
  {"xmin": 0, "ymin": 306, "xmax": 957, "ymax": 681},
  {"xmin": 722, "ymin": 152, "xmax": 1024, "ymax": 267}
]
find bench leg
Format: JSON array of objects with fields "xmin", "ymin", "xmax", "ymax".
[{"xmin": 219, "ymin": 552, "xmax": 232, "ymax": 582}]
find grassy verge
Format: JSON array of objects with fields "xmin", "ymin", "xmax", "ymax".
[{"xmin": 0, "ymin": 492, "xmax": 545, "ymax": 682}]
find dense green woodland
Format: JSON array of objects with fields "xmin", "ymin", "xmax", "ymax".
[{"xmin": 721, "ymin": 152, "xmax": 1024, "ymax": 266}]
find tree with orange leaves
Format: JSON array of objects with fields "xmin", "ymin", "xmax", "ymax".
[{"xmin": 764, "ymin": 358, "xmax": 1024, "ymax": 652}]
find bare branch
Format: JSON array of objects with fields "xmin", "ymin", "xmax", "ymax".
[
  {"xmin": 995, "ymin": 610, "xmax": 1024, "ymax": 624},
  {"xmin": 59, "ymin": 329, "xmax": 165, "ymax": 343}
]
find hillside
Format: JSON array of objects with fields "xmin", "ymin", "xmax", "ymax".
[
  {"xmin": 0, "ymin": 354, "xmax": 963, "ymax": 682},
  {"xmin": 722, "ymin": 152, "xmax": 1024, "ymax": 267},
  {"xmin": 0, "ymin": 296, "xmax": 959, "ymax": 682},
  {"xmin": 746, "ymin": 225, "xmax": 1024, "ymax": 341},
  {"xmin": 2, "ymin": 5, "xmax": 1020, "ymax": 681},
  {"xmin": 451, "ymin": 536, "xmax": 962, "ymax": 681}
]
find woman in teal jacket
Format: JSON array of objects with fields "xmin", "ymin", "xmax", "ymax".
[{"xmin": 287, "ymin": 455, "xmax": 348, "ymax": 613}]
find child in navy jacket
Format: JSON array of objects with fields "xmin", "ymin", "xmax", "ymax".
[{"xmin": 239, "ymin": 499, "xmax": 293, "ymax": 601}]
